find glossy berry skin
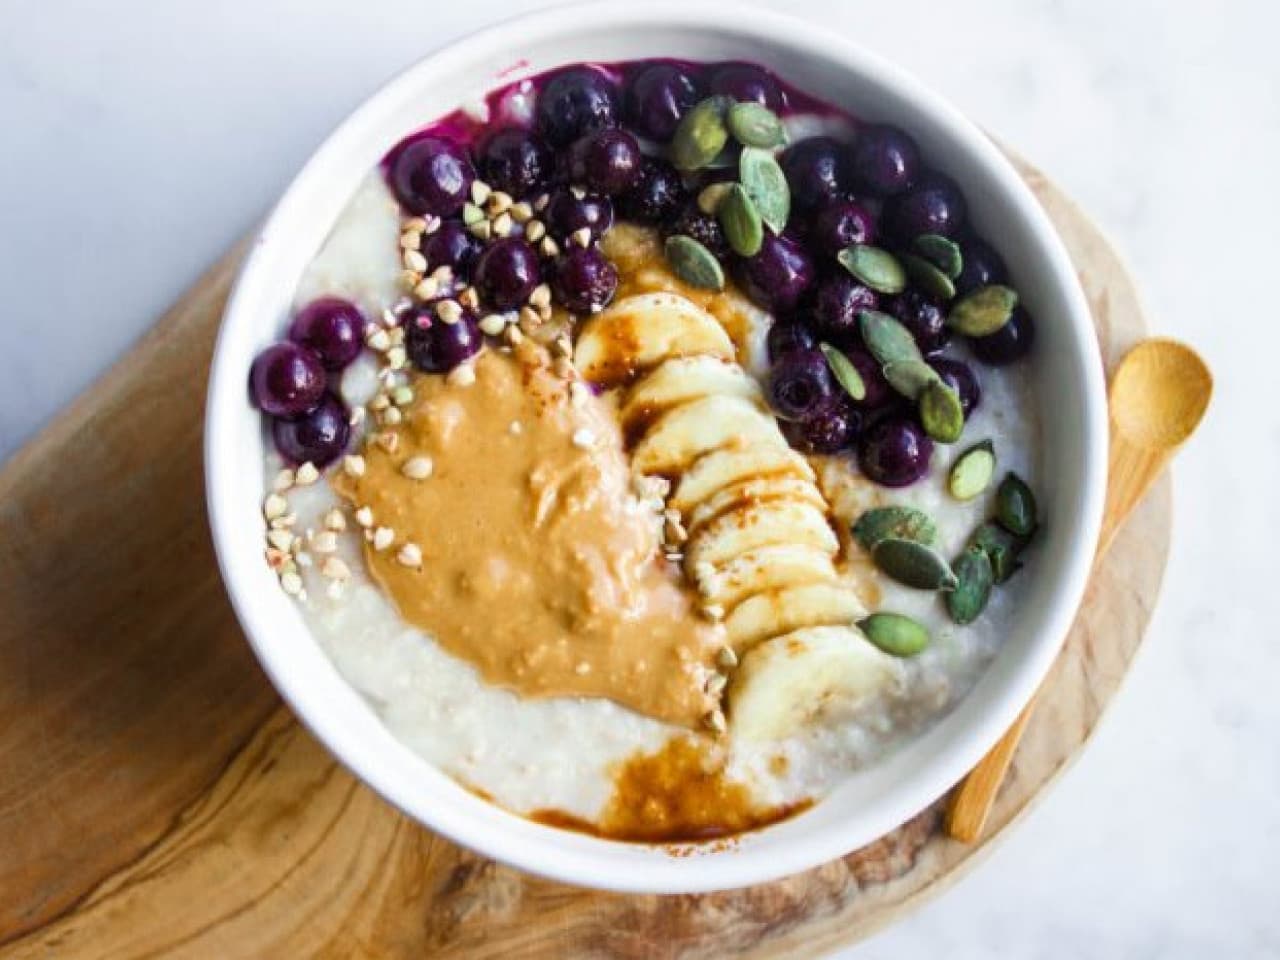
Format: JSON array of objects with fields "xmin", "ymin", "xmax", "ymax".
[
  {"xmin": 272, "ymin": 393, "xmax": 350, "ymax": 468},
  {"xmin": 887, "ymin": 290, "xmax": 949, "ymax": 355},
  {"xmin": 288, "ymin": 298, "xmax": 364, "ymax": 371},
  {"xmin": 665, "ymin": 204, "xmax": 729, "ymax": 259},
  {"xmin": 617, "ymin": 157, "xmax": 687, "ymax": 223},
  {"xmin": 783, "ymin": 399, "xmax": 861, "ymax": 454},
  {"xmin": 553, "ymin": 246, "xmax": 619, "ymax": 313},
  {"xmin": 810, "ymin": 199, "xmax": 877, "ymax": 256},
  {"xmin": 929, "ymin": 356, "xmax": 982, "ymax": 416},
  {"xmin": 769, "ymin": 349, "xmax": 834, "ymax": 421},
  {"xmin": 474, "ymin": 238, "xmax": 541, "ymax": 309},
  {"xmin": 808, "ymin": 273, "xmax": 879, "ymax": 343},
  {"xmin": 858, "ymin": 415, "xmax": 934, "ymax": 487},
  {"xmin": 885, "ymin": 172, "xmax": 967, "ymax": 241},
  {"xmin": 421, "ymin": 220, "xmax": 482, "ymax": 275},
  {"xmin": 736, "ymin": 233, "xmax": 815, "ymax": 314},
  {"xmin": 707, "ymin": 61, "xmax": 783, "ymax": 110},
  {"xmin": 250, "ymin": 342, "xmax": 326, "ymax": 418},
  {"xmin": 625, "ymin": 62, "xmax": 700, "ymax": 141},
  {"xmin": 843, "ymin": 348, "xmax": 894, "ymax": 410},
  {"xmin": 545, "ymin": 189, "xmax": 614, "ymax": 242},
  {"xmin": 969, "ymin": 306, "xmax": 1035, "ymax": 365},
  {"xmin": 477, "ymin": 127, "xmax": 553, "ymax": 197},
  {"xmin": 781, "ymin": 137, "xmax": 852, "ymax": 214},
  {"xmin": 387, "ymin": 136, "xmax": 475, "ymax": 217},
  {"xmin": 955, "ymin": 235, "xmax": 1009, "ymax": 295},
  {"xmin": 850, "ymin": 124, "xmax": 920, "ymax": 196},
  {"xmin": 404, "ymin": 306, "xmax": 482, "ymax": 373},
  {"xmin": 536, "ymin": 66, "xmax": 621, "ymax": 147},
  {"xmin": 568, "ymin": 128, "xmax": 643, "ymax": 195},
  {"xmin": 766, "ymin": 321, "xmax": 816, "ymax": 362}
]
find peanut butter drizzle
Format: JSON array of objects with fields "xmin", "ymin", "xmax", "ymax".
[{"xmin": 333, "ymin": 342, "xmax": 723, "ymax": 727}]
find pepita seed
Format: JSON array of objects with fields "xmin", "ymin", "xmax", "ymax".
[
  {"xmin": 696, "ymin": 181, "xmax": 734, "ymax": 215},
  {"xmin": 946, "ymin": 546, "xmax": 994, "ymax": 624},
  {"xmin": 914, "ymin": 233, "xmax": 964, "ymax": 279},
  {"xmin": 718, "ymin": 183, "xmax": 764, "ymax": 256},
  {"xmin": 852, "ymin": 505, "xmax": 938, "ymax": 552},
  {"xmin": 947, "ymin": 284, "xmax": 1018, "ymax": 336},
  {"xmin": 883, "ymin": 359, "xmax": 941, "ymax": 399},
  {"xmin": 664, "ymin": 235, "xmax": 725, "ymax": 291},
  {"xmin": 996, "ymin": 472, "xmax": 1038, "ymax": 536},
  {"xmin": 738, "ymin": 146, "xmax": 790, "ymax": 234},
  {"xmin": 859, "ymin": 310, "xmax": 924, "ymax": 367},
  {"xmin": 819, "ymin": 342, "xmax": 866, "ymax": 401},
  {"xmin": 858, "ymin": 612, "xmax": 931, "ymax": 657},
  {"xmin": 726, "ymin": 101, "xmax": 788, "ymax": 148},
  {"xmin": 900, "ymin": 252, "xmax": 957, "ymax": 301},
  {"xmin": 838, "ymin": 244, "xmax": 907, "ymax": 294},
  {"xmin": 918, "ymin": 379, "xmax": 965, "ymax": 443},
  {"xmin": 871, "ymin": 537, "xmax": 958, "ymax": 591},
  {"xmin": 671, "ymin": 95, "xmax": 732, "ymax": 171},
  {"xmin": 970, "ymin": 522, "xmax": 1025, "ymax": 583},
  {"xmin": 948, "ymin": 441, "xmax": 996, "ymax": 500}
]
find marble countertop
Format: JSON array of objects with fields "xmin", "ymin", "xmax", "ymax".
[{"xmin": 1, "ymin": 1, "xmax": 1274, "ymax": 955}]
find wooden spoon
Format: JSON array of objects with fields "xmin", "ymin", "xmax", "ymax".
[{"xmin": 945, "ymin": 337, "xmax": 1211, "ymax": 843}]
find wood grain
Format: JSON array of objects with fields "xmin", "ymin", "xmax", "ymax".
[{"xmin": 0, "ymin": 157, "xmax": 1171, "ymax": 958}]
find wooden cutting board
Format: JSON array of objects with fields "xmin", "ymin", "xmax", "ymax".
[{"xmin": 0, "ymin": 155, "xmax": 1169, "ymax": 959}]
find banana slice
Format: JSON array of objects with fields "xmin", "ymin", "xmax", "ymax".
[
  {"xmin": 687, "ymin": 472, "xmax": 829, "ymax": 535},
  {"xmin": 685, "ymin": 497, "xmax": 838, "ymax": 570},
  {"xmin": 728, "ymin": 626, "xmax": 902, "ymax": 742},
  {"xmin": 724, "ymin": 582, "xmax": 866, "ymax": 653},
  {"xmin": 573, "ymin": 292, "xmax": 734, "ymax": 386},
  {"xmin": 669, "ymin": 445, "xmax": 815, "ymax": 517},
  {"xmin": 621, "ymin": 355, "xmax": 762, "ymax": 430},
  {"xmin": 698, "ymin": 543, "xmax": 838, "ymax": 611},
  {"xmin": 631, "ymin": 395, "xmax": 787, "ymax": 477}
]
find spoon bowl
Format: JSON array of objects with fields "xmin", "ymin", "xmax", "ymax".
[{"xmin": 1110, "ymin": 338, "xmax": 1213, "ymax": 449}]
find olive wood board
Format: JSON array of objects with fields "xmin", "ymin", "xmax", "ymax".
[{"xmin": 0, "ymin": 154, "xmax": 1169, "ymax": 959}]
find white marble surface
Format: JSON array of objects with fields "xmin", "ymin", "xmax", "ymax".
[{"xmin": 1, "ymin": 0, "xmax": 1274, "ymax": 955}]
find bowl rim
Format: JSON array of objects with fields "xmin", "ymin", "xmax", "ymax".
[{"xmin": 205, "ymin": 0, "xmax": 1107, "ymax": 894}]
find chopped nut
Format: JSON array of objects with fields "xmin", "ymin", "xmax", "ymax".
[
  {"xmin": 469, "ymin": 219, "xmax": 492, "ymax": 241},
  {"xmin": 294, "ymin": 461, "xmax": 319, "ymax": 485},
  {"xmin": 706, "ymin": 673, "xmax": 728, "ymax": 697},
  {"xmin": 539, "ymin": 236, "xmax": 560, "ymax": 258},
  {"xmin": 716, "ymin": 646, "xmax": 739, "ymax": 670},
  {"xmin": 457, "ymin": 285, "xmax": 480, "ymax": 310},
  {"xmin": 399, "ymin": 230, "xmax": 421, "ymax": 250},
  {"xmin": 321, "ymin": 556, "xmax": 351, "ymax": 580},
  {"xmin": 355, "ymin": 506, "xmax": 374, "ymax": 528},
  {"xmin": 510, "ymin": 201, "xmax": 533, "ymax": 223},
  {"xmin": 524, "ymin": 219, "xmax": 546, "ymax": 242},
  {"xmin": 574, "ymin": 661, "xmax": 592, "ymax": 676},
  {"xmin": 487, "ymin": 190, "xmax": 513, "ymax": 214},
  {"xmin": 478, "ymin": 313, "xmax": 507, "ymax": 336},
  {"xmin": 267, "ymin": 529, "xmax": 295, "ymax": 552},
  {"xmin": 413, "ymin": 277, "xmax": 440, "ymax": 300},
  {"xmin": 263, "ymin": 493, "xmax": 288, "ymax": 520},
  {"xmin": 491, "ymin": 211, "xmax": 513, "ymax": 237},
  {"xmin": 391, "ymin": 385, "xmax": 415, "ymax": 407},
  {"xmin": 528, "ymin": 283, "xmax": 552, "ymax": 310},
  {"xmin": 402, "ymin": 455, "xmax": 434, "ymax": 480},
  {"xmin": 462, "ymin": 202, "xmax": 485, "ymax": 226},
  {"xmin": 272, "ymin": 468, "xmax": 295, "ymax": 492},
  {"xmin": 387, "ymin": 326, "xmax": 406, "ymax": 346},
  {"xmin": 447, "ymin": 363, "xmax": 477, "ymax": 387},
  {"xmin": 280, "ymin": 571, "xmax": 304, "ymax": 596},
  {"xmin": 403, "ymin": 249, "xmax": 427, "ymax": 273},
  {"xmin": 373, "ymin": 527, "xmax": 395, "ymax": 551},
  {"xmin": 570, "ymin": 227, "xmax": 592, "ymax": 248},
  {"xmin": 399, "ymin": 268, "xmax": 423, "ymax": 291},
  {"xmin": 571, "ymin": 427, "xmax": 596, "ymax": 449},
  {"xmin": 402, "ymin": 216, "xmax": 428, "ymax": 233},
  {"xmin": 366, "ymin": 328, "xmax": 392, "ymax": 352},
  {"xmin": 270, "ymin": 513, "xmax": 297, "ymax": 529},
  {"xmin": 386, "ymin": 346, "xmax": 408, "ymax": 370},
  {"xmin": 470, "ymin": 180, "xmax": 492, "ymax": 206},
  {"xmin": 397, "ymin": 542, "xmax": 423, "ymax": 567},
  {"xmin": 311, "ymin": 531, "xmax": 339, "ymax": 554},
  {"xmin": 504, "ymin": 325, "xmax": 525, "ymax": 346},
  {"xmin": 323, "ymin": 508, "xmax": 347, "ymax": 532},
  {"xmin": 265, "ymin": 547, "xmax": 289, "ymax": 571},
  {"xmin": 375, "ymin": 431, "xmax": 400, "ymax": 453},
  {"xmin": 435, "ymin": 299, "xmax": 463, "ymax": 324},
  {"xmin": 519, "ymin": 305, "xmax": 542, "ymax": 328},
  {"xmin": 381, "ymin": 406, "xmax": 403, "ymax": 426}
]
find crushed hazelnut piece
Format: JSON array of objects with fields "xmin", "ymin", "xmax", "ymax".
[
  {"xmin": 391, "ymin": 385, "xmax": 414, "ymax": 407},
  {"xmin": 399, "ymin": 269, "xmax": 423, "ymax": 291},
  {"xmin": 470, "ymin": 180, "xmax": 492, "ymax": 206},
  {"xmin": 570, "ymin": 227, "xmax": 592, "ymax": 248},
  {"xmin": 293, "ymin": 461, "xmax": 319, "ymax": 485},
  {"xmin": 539, "ymin": 236, "xmax": 560, "ymax": 258},
  {"xmin": 524, "ymin": 219, "xmax": 546, "ymax": 242},
  {"xmin": 366, "ymin": 328, "xmax": 392, "ymax": 352},
  {"xmin": 435, "ymin": 299, "xmax": 463, "ymax": 324},
  {"xmin": 510, "ymin": 201, "xmax": 533, "ymax": 223},
  {"xmin": 397, "ymin": 542, "xmax": 423, "ymax": 567},
  {"xmin": 323, "ymin": 508, "xmax": 347, "ymax": 532},
  {"xmin": 399, "ymin": 231, "xmax": 421, "ymax": 250},
  {"xmin": 447, "ymin": 363, "xmax": 477, "ymax": 387},
  {"xmin": 272, "ymin": 468, "xmax": 295, "ymax": 492},
  {"xmin": 263, "ymin": 493, "xmax": 288, "ymax": 520},
  {"xmin": 375, "ymin": 431, "xmax": 400, "ymax": 453},
  {"xmin": 355, "ymin": 506, "xmax": 374, "ymax": 528},
  {"xmin": 280, "ymin": 571, "xmax": 304, "ymax": 596},
  {"xmin": 403, "ymin": 249, "xmax": 428, "ymax": 273},
  {"xmin": 402, "ymin": 216, "xmax": 428, "ymax": 233},
  {"xmin": 478, "ymin": 313, "xmax": 506, "ymax": 336},
  {"xmin": 491, "ymin": 211, "xmax": 514, "ymax": 237},
  {"xmin": 373, "ymin": 527, "xmax": 395, "ymax": 551},
  {"xmin": 487, "ymin": 190, "xmax": 513, "ymax": 214},
  {"xmin": 413, "ymin": 277, "xmax": 440, "ymax": 300},
  {"xmin": 321, "ymin": 556, "xmax": 351, "ymax": 581},
  {"xmin": 458, "ymin": 285, "xmax": 480, "ymax": 310},
  {"xmin": 312, "ymin": 531, "xmax": 339, "ymax": 554},
  {"xmin": 402, "ymin": 455, "xmax": 434, "ymax": 480},
  {"xmin": 267, "ymin": 529, "xmax": 295, "ymax": 552},
  {"xmin": 381, "ymin": 406, "xmax": 404, "ymax": 426},
  {"xmin": 528, "ymin": 284, "xmax": 552, "ymax": 309},
  {"xmin": 469, "ymin": 219, "xmax": 492, "ymax": 241}
]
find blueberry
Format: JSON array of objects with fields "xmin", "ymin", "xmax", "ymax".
[
  {"xmin": 769, "ymin": 348, "xmax": 833, "ymax": 420},
  {"xmin": 766, "ymin": 321, "xmax": 816, "ymax": 362},
  {"xmin": 781, "ymin": 137, "xmax": 852, "ymax": 215},
  {"xmin": 617, "ymin": 157, "xmax": 687, "ymax": 223},
  {"xmin": 808, "ymin": 273, "xmax": 879, "ymax": 343},
  {"xmin": 568, "ymin": 128, "xmax": 643, "ymax": 195},
  {"xmin": 477, "ymin": 127, "xmax": 553, "ymax": 197},
  {"xmin": 782, "ymin": 398, "xmax": 861, "ymax": 454},
  {"xmin": 858, "ymin": 415, "xmax": 934, "ymax": 487},
  {"xmin": 536, "ymin": 66, "xmax": 621, "ymax": 147},
  {"xmin": 421, "ymin": 220, "xmax": 482, "ymax": 276},
  {"xmin": 809, "ymin": 199, "xmax": 877, "ymax": 256},
  {"xmin": 250, "ymin": 342, "xmax": 325, "ymax": 418},
  {"xmin": 272, "ymin": 393, "xmax": 350, "ymax": 467},
  {"xmin": 885, "ymin": 172, "xmax": 967, "ymax": 241},
  {"xmin": 403, "ymin": 305, "xmax": 483, "ymax": 373},
  {"xmin": 288, "ymin": 298, "xmax": 364, "ymax": 372},
  {"xmin": 545, "ymin": 189, "xmax": 614, "ymax": 243},
  {"xmin": 625, "ymin": 62, "xmax": 700, "ymax": 142},
  {"xmin": 851, "ymin": 124, "xmax": 920, "ymax": 196},
  {"xmin": 386, "ymin": 135, "xmax": 475, "ymax": 217},
  {"xmin": 706, "ymin": 61, "xmax": 783, "ymax": 110},
  {"xmin": 735, "ymin": 233, "xmax": 815, "ymax": 313},
  {"xmin": 552, "ymin": 246, "xmax": 619, "ymax": 313},
  {"xmin": 929, "ymin": 356, "xmax": 982, "ymax": 415},
  {"xmin": 887, "ymin": 289, "xmax": 949, "ymax": 355},
  {"xmin": 474, "ymin": 238, "xmax": 541, "ymax": 309},
  {"xmin": 969, "ymin": 306, "xmax": 1035, "ymax": 365},
  {"xmin": 955, "ymin": 235, "xmax": 1008, "ymax": 295},
  {"xmin": 842, "ymin": 347, "xmax": 894, "ymax": 410}
]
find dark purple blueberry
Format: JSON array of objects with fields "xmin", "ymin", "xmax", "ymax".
[
  {"xmin": 782, "ymin": 399, "xmax": 861, "ymax": 454},
  {"xmin": 887, "ymin": 290, "xmax": 949, "ymax": 355},
  {"xmin": 810, "ymin": 199, "xmax": 877, "ymax": 256},
  {"xmin": 553, "ymin": 246, "xmax": 619, "ymax": 314},
  {"xmin": 617, "ymin": 157, "xmax": 687, "ymax": 223},
  {"xmin": 568, "ymin": 128, "xmax": 643, "ymax": 195},
  {"xmin": 969, "ymin": 306, "xmax": 1035, "ymax": 365},
  {"xmin": 250, "ymin": 342, "xmax": 325, "ymax": 418},
  {"xmin": 706, "ymin": 62, "xmax": 783, "ymax": 110},
  {"xmin": 766, "ymin": 321, "xmax": 816, "ymax": 362},
  {"xmin": 421, "ymin": 220, "xmax": 482, "ymax": 276},
  {"xmin": 858, "ymin": 415, "xmax": 933, "ymax": 487},
  {"xmin": 929, "ymin": 357, "xmax": 982, "ymax": 416},
  {"xmin": 851, "ymin": 124, "xmax": 920, "ymax": 196},
  {"xmin": 474, "ymin": 238, "xmax": 541, "ymax": 309},
  {"xmin": 403, "ymin": 305, "xmax": 482, "ymax": 373},
  {"xmin": 781, "ymin": 137, "xmax": 852, "ymax": 215},
  {"xmin": 769, "ymin": 349, "xmax": 834, "ymax": 420},
  {"xmin": 387, "ymin": 136, "xmax": 475, "ymax": 217},
  {"xmin": 843, "ymin": 348, "xmax": 894, "ymax": 410},
  {"xmin": 735, "ymin": 233, "xmax": 815, "ymax": 313},
  {"xmin": 664, "ymin": 204, "xmax": 729, "ymax": 259},
  {"xmin": 545, "ymin": 189, "xmax": 614, "ymax": 242},
  {"xmin": 885, "ymin": 172, "xmax": 967, "ymax": 241},
  {"xmin": 625, "ymin": 62, "xmax": 700, "ymax": 142},
  {"xmin": 536, "ymin": 66, "xmax": 621, "ymax": 147},
  {"xmin": 288, "ymin": 298, "xmax": 363, "ymax": 372},
  {"xmin": 477, "ymin": 127, "xmax": 552, "ymax": 197},
  {"xmin": 272, "ymin": 393, "xmax": 349, "ymax": 468},
  {"xmin": 955, "ymin": 236, "xmax": 1008, "ymax": 295},
  {"xmin": 808, "ymin": 273, "xmax": 879, "ymax": 343}
]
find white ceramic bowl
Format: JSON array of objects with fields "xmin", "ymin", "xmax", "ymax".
[{"xmin": 205, "ymin": 1, "xmax": 1107, "ymax": 894}]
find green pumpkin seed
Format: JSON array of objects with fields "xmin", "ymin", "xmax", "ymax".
[
  {"xmin": 918, "ymin": 380, "xmax": 965, "ymax": 443},
  {"xmin": 947, "ymin": 546, "xmax": 994, "ymax": 624},
  {"xmin": 947, "ymin": 441, "xmax": 996, "ymax": 500},
  {"xmin": 996, "ymin": 472, "xmax": 1038, "ymax": 536},
  {"xmin": 883, "ymin": 359, "xmax": 941, "ymax": 399},
  {"xmin": 914, "ymin": 234, "xmax": 963, "ymax": 279},
  {"xmin": 671, "ymin": 96, "xmax": 732, "ymax": 171},
  {"xmin": 819, "ymin": 342, "xmax": 866, "ymax": 401},
  {"xmin": 871, "ymin": 537, "xmax": 958, "ymax": 591},
  {"xmin": 696, "ymin": 182, "xmax": 734, "ymax": 215},
  {"xmin": 727, "ymin": 101, "xmax": 788, "ymax": 148},
  {"xmin": 858, "ymin": 612, "xmax": 931, "ymax": 657},
  {"xmin": 859, "ymin": 310, "xmax": 923, "ymax": 368},
  {"xmin": 739, "ymin": 147, "xmax": 790, "ymax": 234},
  {"xmin": 664, "ymin": 235, "xmax": 725, "ymax": 291},
  {"xmin": 947, "ymin": 284, "xmax": 1018, "ymax": 336},
  {"xmin": 852, "ymin": 505, "xmax": 938, "ymax": 551},
  {"xmin": 838, "ymin": 244, "xmax": 907, "ymax": 294},
  {"xmin": 970, "ymin": 522, "xmax": 1024, "ymax": 583},
  {"xmin": 900, "ymin": 252, "xmax": 957, "ymax": 301},
  {"xmin": 718, "ymin": 184, "xmax": 764, "ymax": 256}
]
